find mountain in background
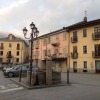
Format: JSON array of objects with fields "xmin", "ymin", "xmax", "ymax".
[
  {"xmin": 0, "ymin": 30, "xmax": 10, "ymax": 38},
  {"xmin": 0, "ymin": 30, "xmax": 29, "ymax": 45}
]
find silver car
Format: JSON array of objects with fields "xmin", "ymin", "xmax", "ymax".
[
  {"xmin": 2, "ymin": 64, "xmax": 16, "ymax": 72},
  {"xmin": 4, "ymin": 64, "xmax": 39, "ymax": 77}
]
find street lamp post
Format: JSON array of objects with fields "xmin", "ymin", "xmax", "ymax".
[{"xmin": 23, "ymin": 22, "xmax": 39, "ymax": 87}]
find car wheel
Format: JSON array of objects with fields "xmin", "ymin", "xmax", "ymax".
[{"xmin": 8, "ymin": 72, "xmax": 14, "ymax": 78}]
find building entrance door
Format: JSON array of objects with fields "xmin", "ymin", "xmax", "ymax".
[
  {"xmin": 73, "ymin": 62, "xmax": 77, "ymax": 72},
  {"xmin": 95, "ymin": 60, "xmax": 100, "ymax": 73}
]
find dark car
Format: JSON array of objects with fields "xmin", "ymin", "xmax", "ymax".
[{"xmin": 4, "ymin": 64, "xmax": 39, "ymax": 77}]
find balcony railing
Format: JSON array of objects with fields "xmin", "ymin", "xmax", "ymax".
[
  {"xmin": 92, "ymin": 32, "xmax": 100, "ymax": 40},
  {"xmin": 71, "ymin": 52, "xmax": 78, "ymax": 59},
  {"xmin": 71, "ymin": 37, "xmax": 78, "ymax": 43},
  {"xmin": 51, "ymin": 53, "xmax": 67, "ymax": 59},
  {"xmin": 51, "ymin": 39, "xmax": 60, "ymax": 46},
  {"xmin": 43, "ymin": 55, "xmax": 51, "ymax": 59},
  {"xmin": 92, "ymin": 51, "xmax": 100, "ymax": 58},
  {"xmin": 0, "ymin": 46, "xmax": 4, "ymax": 50}
]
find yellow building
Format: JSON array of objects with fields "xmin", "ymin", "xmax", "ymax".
[
  {"xmin": 0, "ymin": 34, "xmax": 29, "ymax": 64},
  {"xmin": 68, "ymin": 17, "xmax": 100, "ymax": 73}
]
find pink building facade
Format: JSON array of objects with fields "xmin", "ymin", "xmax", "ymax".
[{"xmin": 31, "ymin": 28, "xmax": 69, "ymax": 72}]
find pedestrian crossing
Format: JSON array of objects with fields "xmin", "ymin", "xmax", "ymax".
[{"xmin": 0, "ymin": 84, "xmax": 24, "ymax": 93}]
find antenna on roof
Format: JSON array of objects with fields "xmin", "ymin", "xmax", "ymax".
[{"xmin": 83, "ymin": 10, "xmax": 87, "ymax": 22}]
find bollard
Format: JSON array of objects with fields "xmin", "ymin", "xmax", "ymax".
[
  {"xmin": 67, "ymin": 69, "xmax": 69, "ymax": 84},
  {"xmin": 19, "ymin": 67, "xmax": 22, "ymax": 82}
]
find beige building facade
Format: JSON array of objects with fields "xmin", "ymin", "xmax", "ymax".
[
  {"xmin": 68, "ymin": 18, "xmax": 100, "ymax": 73},
  {"xmin": 0, "ymin": 34, "xmax": 29, "ymax": 64}
]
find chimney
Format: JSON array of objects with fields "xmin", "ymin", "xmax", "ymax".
[
  {"xmin": 84, "ymin": 16, "xmax": 87, "ymax": 22},
  {"xmin": 83, "ymin": 11, "xmax": 87, "ymax": 22}
]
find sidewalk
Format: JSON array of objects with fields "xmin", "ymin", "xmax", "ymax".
[{"xmin": 10, "ymin": 75, "xmax": 70, "ymax": 89}]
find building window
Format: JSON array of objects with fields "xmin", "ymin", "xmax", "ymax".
[
  {"xmin": 73, "ymin": 46, "xmax": 77, "ymax": 52},
  {"xmin": 54, "ymin": 49, "xmax": 59, "ymax": 54},
  {"xmin": 47, "ymin": 37, "xmax": 51, "ymax": 44},
  {"xmin": 94, "ymin": 26, "xmax": 100, "ymax": 33},
  {"xmin": 9, "ymin": 43, "xmax": 12, "ymax": 47},
  {"xmin": 16, "ymin": 58, "xmax": 19, "ymax": 62},
  {"xmin": 8, "ymin": 51, "xmax": 11, "ymax": 55},
  {"xmin": 36, "ymin": 40, "xmax": 39, "ymax": 45},
  {"xmin": 43, "ymin": 50, "xmax": 47, "ymax": 56},
  {"xmin": 43, "ymin": 38, "xmax": 46, "ymax": 46},
  {"xmin": 0, "ymin": 51, "xmax": 3, "ymax": 55},
  {"xmin": 83, "ymin": 29, "xmax": 87, "ymax": 37},
  {"xmin": 0, "ymin": 58, "xmax": 3, "ymax": 62},
  {"xmin": 17, "ymin": 43, "xmax": 20, "ymax": 47},
  {"xmin": 0, "ymin": 43, "xmax": 4, "ymax": 49},
  {"xmin": 36, "ymin": 51, "xmax": 39, "ymax": 56},
  {"xmin": 63, "ymin": 32, "xmax": 66, "ymax": 40},
  {"xmin": 63, "ymin": 47, "xmax": 67, "ymax": 55},
  {"xmin": 17, "ymin": 43, "xmax": 20, "ymax": 50},
  {"xmin": 73, "ymin": 31, "xmax": 77, "ymax": 37},
  {"xmin": 1, "ymin": 43, "xmax": 3, "ymax": 47},
  {"xmin": 83, "ymin": 61, "xmax": 87, "ymax": 68},
  {"xmin": 56, "ymin": 34, "xmax": 59, "ymax": 39},
  {"xmin": 17, "ymin": 51, "xmax": 19, "ymax": 56},
  {"xmin": 47, "ymin": 50, "xmax": 51, "ymax": 56},
  {"xmin": 83, "ymin": 46, "xmax": 87, "ymax": 54}
]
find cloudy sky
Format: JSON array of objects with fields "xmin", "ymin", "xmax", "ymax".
[{"xmin": 0, "ymin": 0, "xmax": 100, "ymax": 38}]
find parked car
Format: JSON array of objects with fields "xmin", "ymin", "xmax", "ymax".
[
  {"xmin": 2, "ymin": 64, "xmax": 16, "ymax": 72},
  {"xmin": 4, "ymin": 64, "xmax": 40, "ymax": 77},
  {"xmin": 1, "ymin": 62, "xmax": 13, "ymax": 70}
]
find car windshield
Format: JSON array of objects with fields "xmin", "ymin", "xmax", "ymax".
[
  {"xmin": 12, "ymin": 64, "xmax": 39, "ymax": 70},
  {"xmin": 13, "ymin": 65, "xmax": 20, "ymax": 69}
]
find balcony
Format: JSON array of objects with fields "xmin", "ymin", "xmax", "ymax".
[
  {"xmin": 92, "ymin": 32, "xmax": 100, "ymax": 40},
  {"xmin": 16, "ymin": 47, "xmax": 20, "ymax": 50},
  {"xmin": 71, "ymin": 52, "xmax": 78, "ymax": 59},
  {"xmin": 51, "ymin": 39, "xmax": 60, "ymax": 46},
  {"xmin": 0, "ymin": 46, "xmax": 4, "ymax": 50},
  {"xmin": 35, "ymin": 44, "xmax": 39, "ymax": 49},
  {"xmin": 92, "ymin": 51, "xmax": 100, "ymax": 58},
  {"xmin": 51, "ymin": 53, "xmax": 67, "ymax": 60},
  {"xmin": 7, "ymin": 54, "xmax": 12, "ymax": 58},
  {"xmin": 43, "ymin": 55, "xmax": 51, "ymax": 60},
  {"xmin": 71, "ymin": 37, "xmax": 78, "ymax": 43}
]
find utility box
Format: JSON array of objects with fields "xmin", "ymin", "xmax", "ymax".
[
  {"xmin": 52, "ymin": 71, "xmax": 61, "ymax": 83},
  {"xmin": 38, "ymin": 71, "xmax": 46, "ymax": 85}
]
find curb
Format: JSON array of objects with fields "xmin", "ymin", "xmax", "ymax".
[{"xmin": 10, "ymin": 78, "xmax": 71, "ymax": 90}]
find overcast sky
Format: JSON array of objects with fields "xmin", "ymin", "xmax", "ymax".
[{"xmin": 0, "ymin": 0, "xmax": 100, "ymax": 38}]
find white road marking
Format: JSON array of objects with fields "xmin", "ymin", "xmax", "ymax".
[
  {"xmin": 0, "ymin": 86, "xmax": 6, "ymax": 89},
  {"xmin": 0, "ymin": 87, "xmax": 24, "ymax": 93},
  {"xmin": 7, "ymin": 84, "xmax": 19, "ymax": 88}
]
